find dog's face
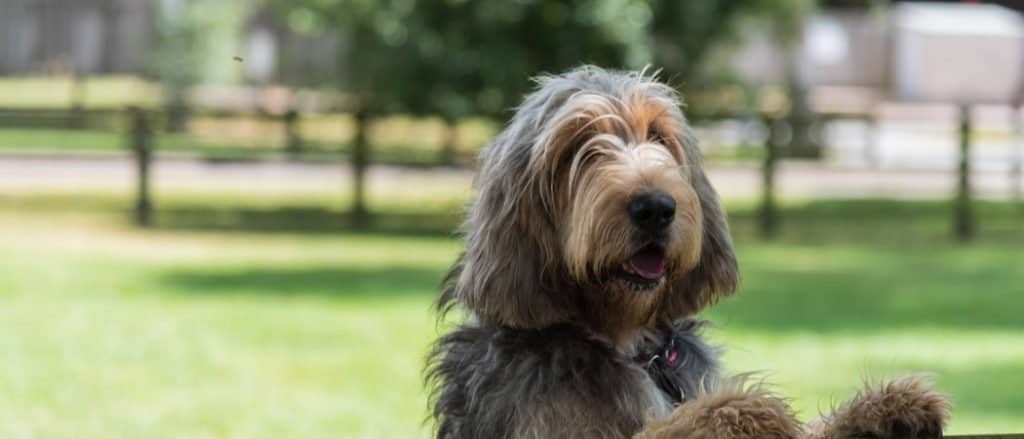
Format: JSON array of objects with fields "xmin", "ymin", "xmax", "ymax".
[
  {"xmin": 540, "ymin": 91, "xmax": 703, "ymax": 296},
  {"xmin": 447, "ymin": 67, "xmax": 737, "ymax": 337}
]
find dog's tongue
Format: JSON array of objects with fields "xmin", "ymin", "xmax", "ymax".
[{"xmin": 629, "ymin": 246, "xmax": 666, "ymax": 280}]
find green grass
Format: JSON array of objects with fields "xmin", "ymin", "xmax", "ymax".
[
  {"xmin": 0, "ymin": 74, "xmax": 500, "ymax": 166},
  {"xmin": 0, "ymin": 75, "xmax": 160, "ymax": 109},
  {"xmin": 1, "ymin": 189, "xmax": 1023, "ymax": 437},
  {"xmin": 0, "ymin": 127, "xmax": 475, "ymax": 166}
]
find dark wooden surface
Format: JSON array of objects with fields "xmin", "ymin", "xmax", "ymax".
[{"xmin": 946, "ymin": 435, "xmax": 1024, "ymax": 438}]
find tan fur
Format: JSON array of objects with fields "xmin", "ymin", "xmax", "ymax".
[
  {"xmin": 453, "ymin": 67, "xmax": 738, "ymax": 335},
  {"xmin": 637, "ymin": 376, "xmax": 803, "ymax": 439},
  {"xmin": 805, "ymin": 375, "xmax": 951, "ymax": 439},
  {"xmin": 526, "ymin": 89, "xmax": 707, "ymax": 341}
]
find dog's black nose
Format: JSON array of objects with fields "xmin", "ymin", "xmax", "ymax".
[{"xmin": 628, "ymin": 192, "xmax": 676, "ymax": 232}]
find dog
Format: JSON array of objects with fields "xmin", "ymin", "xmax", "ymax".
[{"xmin": 427, "ymin": 66, "xmax": 950, "ymax": 438}]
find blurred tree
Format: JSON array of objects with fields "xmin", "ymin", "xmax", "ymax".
[
  {"xmin": 644, "ymin": 0, "xmax": 810, "ymax": 238},
  {"xmin": 264, "ymin": 0, "xmax": 808, "ymax": 227},
  {"xmin": 264, "ymin": 0, "xmax": 429, "ymax": 227},
  {"xmin": 649, "ymin": 0, "xmax": 808, "ymax": 114},
  {"xmin": 149, "ymin": 0, "xmax": 246, "ymax": 132},
  {"xmin": 149, "ymin": 0, "xmax": 202, "ymax": 132},
  {"xmin": 652, "ymin": 1, "xmax": 761, "ymax": 86},
  {"xmin": 391, "ymin": 0, "xmax": 649, "ymax": 164},
  {"xmin": 266, "ymin": 0, "xmax": 639, "ymax": 226}
]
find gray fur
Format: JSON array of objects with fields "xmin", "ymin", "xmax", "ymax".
[
  {"xmin": 441, "ymin": 65, "xmax": 738, "ymax": 328},
  {"xmin": 429, "ymin": 66, "xmax": 736, "ymax": 438}
]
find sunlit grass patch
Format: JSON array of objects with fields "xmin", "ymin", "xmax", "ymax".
[{"xmin": 0, "ymin": 192, "xmax": 1022, "ymax": 436}]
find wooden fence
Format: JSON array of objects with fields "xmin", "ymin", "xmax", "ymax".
[
  {"xmin": 0, "ymin": 105, "xmax": 450, "ymax": 229},
  {"xmin": 0, "ymin": 104, "xmax": 1010, "ymax": 240}
]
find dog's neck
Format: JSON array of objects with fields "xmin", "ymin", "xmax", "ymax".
[{"xmin": 576, "ymin": 286, "xmax": 663, "ymax": 350}]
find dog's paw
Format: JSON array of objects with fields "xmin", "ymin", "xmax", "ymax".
[
  {"xmin": 637, "ymin": 380, "xmax": 802, "ymax": 439},
  {"xmin": 807, "ymin": 375, "xmax": 951, "ymax": 439}
]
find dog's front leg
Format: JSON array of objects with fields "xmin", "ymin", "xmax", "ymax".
[
  {"xmin": 635, "ymin": 377, "xmax": 803, "ymax": 439},
  {"xmin": 805, "ymin": 375, "xmax": 950, "ymax": 439}
]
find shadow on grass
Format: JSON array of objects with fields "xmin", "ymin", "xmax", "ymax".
[
  {"xmin": 146, "ymin": 198, "xmax": 1023, "ymax": 241},
  {"xmin": 728, "ymin": 198, "xmax": 1024, "ymax": 245},
  {"xmin": 153, "ymin": 207, "xmax": 461, "ymax": 237},
  {"xmin": 161, "ymin": 265, "xmax": 445, "ymax": 299}
]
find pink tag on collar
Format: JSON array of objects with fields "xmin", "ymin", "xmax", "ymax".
[{"xmin": 665, "ymin": 347, "xmax": 680, "ymax": 368}]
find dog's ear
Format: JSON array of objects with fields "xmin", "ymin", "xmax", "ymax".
[
  {"xmin": 443, "ymin": 88, "xmax": 574, "ymax": 328},
  {"xmin": 663, "ymin": 129, "xmax": 739, "ymax": 318}
]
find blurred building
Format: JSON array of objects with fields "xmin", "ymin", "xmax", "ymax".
[
  {"xmin": 731, "ymin": 0, "xmax": 1024, "ymax": 112},
  {"xmin": 0, "ymin": 0, "xmax": 155, "ymax": 75}
]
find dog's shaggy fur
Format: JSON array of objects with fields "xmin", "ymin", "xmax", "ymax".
[{"xmin": 428, "ymin": 66, "xmax": 950, "ymax": 438}]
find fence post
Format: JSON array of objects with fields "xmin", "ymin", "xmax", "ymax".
[
  {"xmin": 1010, "ymin": 105, "xmax": 1022, "ymax": 203},
  {"xmin": 954, "ymin": 104, "xmax": 974, "ymax": 242},
  {"xmin": 759, "ymin": 115, "xmax": 780, "ymax": 239},
  {"xmin": 865, "ymin": 114, "xmax": 880, "ymax": 168},
  {"xmin": 439, "ymin": 116, "xmax": 458, "ymax": 165},
  {"xmin": 129, "ymin": 106, "xmax": 153, "ymax": 227},
  {"xmin": 284, "ymin": 109, "xmax": 303, "ymax": 157},
  {"xmin": 165, "ymin": 88, "xmax": 190, "ymax": 133},
  {"xmin": 351, "ymin": 107, "xmax": 370, "ymax": 228}
]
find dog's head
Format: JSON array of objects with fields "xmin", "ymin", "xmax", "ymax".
[{"xmin": 445, "ymin": 67, "xmax": 737, "ymax": 337}]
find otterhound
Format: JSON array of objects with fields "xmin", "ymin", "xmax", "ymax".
[{"xmin": 428, "ymin": 66, "xmax": 950, "ymax": 438}]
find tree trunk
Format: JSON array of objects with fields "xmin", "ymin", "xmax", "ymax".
[
  {"xmin": 351, "ymin": 108, "xmax": 370, "ymax": 229},
  {"xmin": 130, "ymin": 107, "xmax": 153, "ymax": 227},
  {"xmin": 99, "ymin": 0, "xmax": 118, "ymax": 73},
  {"xmin": 783, "ymin": 43, "xmax": 821, "ymax": 160},
  {"xmin": 439, "ymin": 116, "xmax": 458, "ymax": 165},
  {"xmin": 759, "ymin": 116, "xmax": 780, "ymax": 239},
  {"xmin": 954, "ymin": 105, "xmax": 974, "ymax": 242}
]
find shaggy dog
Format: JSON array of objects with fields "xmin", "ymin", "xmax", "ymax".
[{"xmin": 428, "ymin": 66, "xmax": 950, "ymax": 438}]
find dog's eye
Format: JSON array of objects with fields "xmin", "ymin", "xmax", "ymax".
[{"xmin": 648, "ymin": 129, "xmax": 667, "ymax": 145}]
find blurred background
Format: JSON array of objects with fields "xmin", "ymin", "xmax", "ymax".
[{"xmin": 0, "ymin": 0, "xmax": 1022, "ymax": 437}]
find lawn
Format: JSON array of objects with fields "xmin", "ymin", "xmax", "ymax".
[
  {"xmin": 0, "ymin": 127, "xmax": 469, "ymax": 166},
  {"xmin": 0, "ymin": 73, "xmax": 500, "ymax": 166},
  {"xmin": 1, "ymin": 189, "xmax": 1023, "ymax": 438}
]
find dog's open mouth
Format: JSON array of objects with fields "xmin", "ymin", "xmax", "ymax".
[{"xmin": 618, "ymin": 244, "xmax": 666, "ymax": 291}]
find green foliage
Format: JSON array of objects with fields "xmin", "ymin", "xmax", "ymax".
[
  {"xmin": 649, "ymin": 0, "xmax": 809, "ymax": 89},
  {"xmin": 147, "ymin": 0, "xmax": 204, "ymax": 86},
  {"xmin": 265, "ymin": 0, "xmax": 808, "ymax": 119},
  {"xmin": 148, "ymin": 0, "xmax": 247, "ymax": 85},
  {"xmin": 383, "ymin": 0, "xmax": 643, "ymax": 119}
]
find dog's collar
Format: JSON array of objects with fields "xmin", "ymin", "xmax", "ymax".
[
  {"xmin": 664, "ymin": 343, "xmax": 681, "ymax": 368},
  {"xmin": 637, "ymin": 335, "xmax": 682, "ymax": 370},
  {"xmin": 633, "ymin": 328, "xmax": 687, "ymax": 403}
]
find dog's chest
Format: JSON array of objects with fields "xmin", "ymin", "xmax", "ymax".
[{"xmin": 632, "ymin": 366, "xmax": 675, "ymax": 420}]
